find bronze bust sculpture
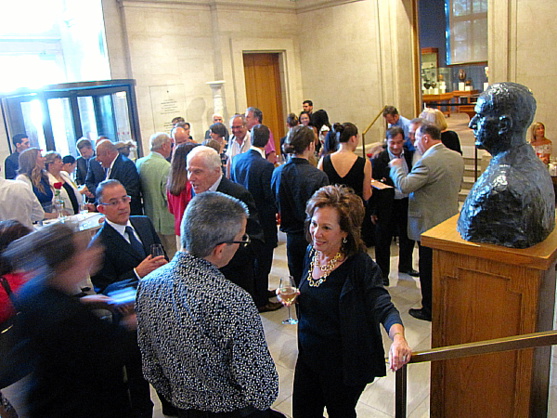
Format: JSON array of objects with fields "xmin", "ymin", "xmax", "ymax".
[{"xmin": 458, "ymin": 82, "xmax": 555, "ymax": 248}]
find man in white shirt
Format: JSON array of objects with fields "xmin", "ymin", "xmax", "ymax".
[
  {"xmin": 0, "ymin": 166, "xmax": 44, "ymax": 227},
  {"xmin": 226, "ymin": 114, "xmax": 251, "ymax": 177}
]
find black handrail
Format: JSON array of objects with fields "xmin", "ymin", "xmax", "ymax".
[{"xmin": 394, "ymin": 330, "xmax": 557, "ymax": 417}]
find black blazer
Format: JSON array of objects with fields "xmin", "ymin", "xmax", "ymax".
[
  {"xmin": 369, "ymin": 148, "xmax": 414, "ymax": 220},
  {"xmin": 90, "ymin": 216, "xmax": 162, "ymax": 294},
  {"xmin": 84, "ymin": 158, "xmax": 107, "ymax": 197},
  {"xmin": 109, "ymin": 154, "xmax": 143, "ymax": 215},
  {"xmin": 230, "ymin": 149, "xmax": 278, "ymax": 247},
  {"xmin": 216, "ymin": 177, "xmax": 265, "ymax": 294}
]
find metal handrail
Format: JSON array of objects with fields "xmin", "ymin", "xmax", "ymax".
[
  {"xmin": 361, "ymin": 106, "xmax": 387, "ymax": 158},
  {"xmin": 394, "ymin": 330, "xmax": 557, "ymax": 417}
]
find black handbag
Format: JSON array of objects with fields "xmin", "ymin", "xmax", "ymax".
[{"xmin": 0, "ymin": 276, "xmax": 32, "ymax": 389}]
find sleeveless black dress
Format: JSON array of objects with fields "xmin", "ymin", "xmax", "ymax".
[{"xmin": 322, "ymin": 154, "xmax": 365, "ymax": 199}]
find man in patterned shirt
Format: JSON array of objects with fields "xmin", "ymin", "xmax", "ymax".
[{"xmin": 136, "ymin": 192, "xmax": 279, "ymax": 417}]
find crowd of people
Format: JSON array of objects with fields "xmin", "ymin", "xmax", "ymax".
[{"xmin": 0, "ymin": 97, "xmax": 547, "ymax": 417}]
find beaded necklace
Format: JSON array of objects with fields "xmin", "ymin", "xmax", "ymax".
[{"xmin": 307, "ymin": 248, "xmax": 344, "ymax": 287}]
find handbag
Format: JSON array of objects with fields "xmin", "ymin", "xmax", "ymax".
[{"xmin": 0, "ymin": 276, "xmax": 32, "ymax": 389}]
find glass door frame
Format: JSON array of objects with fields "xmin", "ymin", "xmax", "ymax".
[{"xmin": 1, "ymin": 79, "xmax": 142, "ymax": 156}]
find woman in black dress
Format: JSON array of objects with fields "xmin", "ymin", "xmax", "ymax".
[
  {"xmin": 318, "ymin": 122, "xmax": 372, "ymax": 201},
  {"xmin": 286, "ymin": 185, "xmax": 411, "ymax": 418}
]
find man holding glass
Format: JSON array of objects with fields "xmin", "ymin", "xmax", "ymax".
[
  {"xmin": 136, "ymin": 192, "xmax": 279, "ymax": 417},
  {"xmin": 90, "ymin": 179, "xmax": 167, "ymax": 295}
]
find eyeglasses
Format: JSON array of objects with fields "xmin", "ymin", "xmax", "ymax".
[
  {"xmin": 99, "ymin": 195, "xmax": 132, "ymax": 207},
  {"xmin": 218, "ymin": 234, "xmax": 251, "ymax": 248}
]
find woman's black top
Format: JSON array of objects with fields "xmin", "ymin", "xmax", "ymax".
[{"xmin": 322, "ymin": 154, "xmax": 365, "ymax": 199}]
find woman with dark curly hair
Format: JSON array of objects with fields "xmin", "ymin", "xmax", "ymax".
[{"xmin": 287, "ymin": 185, "xmax": 411, "ymax": 418}]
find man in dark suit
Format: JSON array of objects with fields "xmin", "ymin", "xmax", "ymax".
[
  {"xmin": 187, "ymin": 146, "xmax": 281, "ymax": 312},
  {"xmin": 230, "ymin": 124, "xmax": 281, "ymax": 312},
  {"xmin": 4, "ymin": 133, "xmax": 30, "ymax": 179},
  {"xmin": 91, "ymin": 139, "xmax": 143, "ymax": 215},
  {"xmin": 370, "ymin": 127, "xmax": 417, "ymax": 286},
  {"xmin": 90, "ymin": 179, "xmax": 174, "ymax": 417}
]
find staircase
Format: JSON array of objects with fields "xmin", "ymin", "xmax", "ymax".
[{"xmin": 460, "ymin": 156, "xmax": 477, "ymax": 202}]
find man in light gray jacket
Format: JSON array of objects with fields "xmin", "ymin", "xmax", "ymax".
[{"xmin": 389, "ymin": 121, "xmax": 464, "ymax": 321}]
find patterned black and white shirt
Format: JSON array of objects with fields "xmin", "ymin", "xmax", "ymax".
[{"xmin": 136, "ymin": 251, "xmax": 278, "ymax": 413}]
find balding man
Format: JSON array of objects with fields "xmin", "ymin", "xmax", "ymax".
[
  {"xmin": 88, "ymin": 140, "xmax": 143, "ymax": 215},
  {"xmin": 171, "ymin": 121, "xmax": 195, "ymax": 146},
  {"xmin": 226, "ymin": 115, "xmax": 251, "ymax": 177},
  {"xmin": 136, "ymin": 132, "xmax": 176, "ymax": 256}
]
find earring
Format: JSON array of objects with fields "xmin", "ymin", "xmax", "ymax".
[{"xmin": 342, "ymin": 237, "xmax": 348, "ymax": 244}]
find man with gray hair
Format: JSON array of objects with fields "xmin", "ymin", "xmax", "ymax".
[
  {"xmin": 136, "ymin": 192, "xmax": 279, "ymax": 416},
  {"xmin": 187, "ymin": 146, "xmax": 271, "ymax": 310},
  {"xmin": 245, "ymin": 107, "xmax": 276, "ymax": 163},
  {"xmin": 136, "ymin": 132, "xmax": 176, "ymax": 255}
]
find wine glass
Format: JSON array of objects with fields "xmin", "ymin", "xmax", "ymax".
[
  {"xmin": 150, "ymin": 244, "xmax": 165, "ymax": 257},
  {"xmin": 278, "ymin": 276, "xmax": 299, "ymax": 325}
]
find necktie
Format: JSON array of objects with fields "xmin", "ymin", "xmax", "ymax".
[{"xmin": 125, "ymin": 226, "xmax": 146, "ymax": 258}]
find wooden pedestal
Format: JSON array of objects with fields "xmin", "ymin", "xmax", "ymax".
[{"xmin": 421, "ymin": 215, "xmax": 557, "ymax": 418}]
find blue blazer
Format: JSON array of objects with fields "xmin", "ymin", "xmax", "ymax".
[
  {"xmin": 90, "ymin": 216, "xmax": 162, "ymax": 294},
  {"xmin": 230, "ymin": 149, "xmax": 278, "ymax": 247}
]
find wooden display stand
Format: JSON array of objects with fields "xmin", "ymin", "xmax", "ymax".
[{"xmin": 421, "ymin": 215, "xmax": 557, "ymax": 417}]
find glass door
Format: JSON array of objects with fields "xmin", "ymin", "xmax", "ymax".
[{"xmin": 1, "ymin": 80, "xmax": 142, "ymax": 158}]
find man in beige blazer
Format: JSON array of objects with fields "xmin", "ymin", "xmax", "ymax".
[{"xmin": 389, "ymin": 121, "xmax": 464, "ymax": 321}]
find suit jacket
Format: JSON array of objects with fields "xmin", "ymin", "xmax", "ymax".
[
  {"xmin": 4, "ymin": 152, "xmax": 19, "ymax": 179},
  {"xmin": 370, "ymin": 148, "xmax": 413, "ymax": 220},
  {"xmin": 84, "ymin": 158, "xmax": 106, "ymax": 196},
  {"xmin": 389, "ymin": 143, "xmax": 463, "ymax": 241},
  {"xmin": 216, "ymin": 177, "xmax": 264, "ymax": 293},
  {"xmin": 136, "ymin": 152, "xmax": 174, "ymax": 235},
  {"xmin": 75, "ymin": 156, "xmax": 88, "ymax": 186},
  {"xmin": 109, "ymin": 154, "xmax": 143, "ymax": 215},
  {"xmin": 91, "ymin": 216, "xmax": 162, "ymax": 294},
  {"xmin": 230, "ymin": 149, "xmax": 278, "ymax": 247}
]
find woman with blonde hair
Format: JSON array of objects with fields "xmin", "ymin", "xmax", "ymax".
[
  {"xmin": 419, "ymin": 108, "xmax": 462, "ymax": 154},
  {"xmin": 44, "ymin": 152, "xmax": 81, "ymax": 215},
  {"xmin": 530, "ymin": 121, "xmax": 552, "ymax": 164},
  {"xmin": 16, "ymin": 148, "xmax": 56, "ymax": 214}
]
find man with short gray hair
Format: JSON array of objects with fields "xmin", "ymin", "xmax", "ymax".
[
  {"xmin": 187, "ymin": 146, "xmax": 268, "ymax": 307},
  {"xmin": 136, "ymin": 132, "xmax": 176, "ymax": 255},
  {"xmin": 137, "ymin": 192, "xmax": 279, "ymax": 416}
]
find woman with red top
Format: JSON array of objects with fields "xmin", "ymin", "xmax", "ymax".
[
  {"xmin": 167, "ymin": 143, "xmax": 198, "ymax": 241},
  {"xmin": 0, "ymin": 220, "xmax": 32, "ymax": 323}
]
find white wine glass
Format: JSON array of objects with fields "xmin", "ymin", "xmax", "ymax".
[{"xmin": 278, "ymin": 276, "xmax": 299, "ymax": 325}]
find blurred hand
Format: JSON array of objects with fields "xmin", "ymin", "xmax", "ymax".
[
  {"xmin": 135, "ymin": 255, "xmax": 167, "ymax": 278},
  {"xmin": 389, "ymin": 158, "xmax": 403, "ymax": 168},
  {"xmin": 370, "ymin": 214, "xmax": 378, "ymax": 225}
]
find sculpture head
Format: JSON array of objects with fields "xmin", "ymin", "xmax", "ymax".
[{"xmin": 469, "ymin": 82, "xmax": 536, "ymax": 155}]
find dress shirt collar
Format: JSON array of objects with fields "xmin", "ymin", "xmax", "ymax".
[
  {"xmin": 105, "ymin": 218, "xmax": 134, "ymax": 241},
  {"xmin": 208, "ymin": 173, "xmax": 223, "ymax": 192},
  {"xmin": 250, "ymin": 146, "xmax": 266, "ymax": 159}
]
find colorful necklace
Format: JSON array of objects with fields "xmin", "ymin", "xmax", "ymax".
[{"xmin": 308, "ymin": 249, "xmax": 343, "ymax": 287}]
